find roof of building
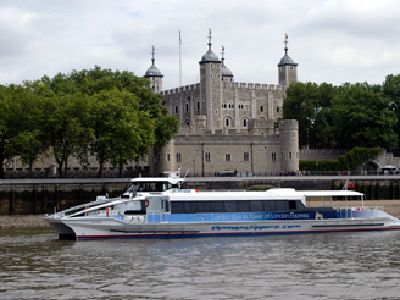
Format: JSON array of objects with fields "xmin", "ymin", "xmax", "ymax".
[
  {"xmin": 278, "ymin": 34, "xmax": 298, "ymax": 67},
  {"xmin": 144, "ymin": 45, "xmax": 163, "ymax": 78},
  {"xmin": 200, "ymin": 29, "xmax": 221, "ymax": 64},
  {"xmin": 221, "ymin": 46, "xmax": 233, "ymax": 77}
]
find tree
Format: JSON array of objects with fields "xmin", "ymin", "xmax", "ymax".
[
  {"xmin": 89, "ymin": 89, "xmax": 156, "ymax": 177},
  {"xmin": 9, "ymin": 86, "xmax": 46, "ymax": 176},
  {"xmin": 332, "ymin": 83, "xmax": 397, "ymax": 150},
  {"xmin": 383, "ymin": 74, "xmax": 400, "ymax": 149},
  {"xmin": 41, "ymin": 94, "xmax": 93, "ymax": 177},
  {"xmin": 284, "ymin": 82, "xmax": 321, "ymax": 147}
]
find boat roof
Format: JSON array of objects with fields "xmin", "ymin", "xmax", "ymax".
[
  {"xmin": 166, "ymin": 191, "xmax": 305, "ymax": 201},
  {"xmin": 297, "ymin": 190, "xmax": 363, "ymax": 197},
  {"xmin": 130, "ymin": 177, "xmax": 184, "ymax": 184}
]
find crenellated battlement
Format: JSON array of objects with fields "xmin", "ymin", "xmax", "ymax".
[
  {"xmin": 223, "ymin": 82, "xmax": 283, "ymax": 91},
  {"xmin": 279, "ymin": 119, "xmax": 299, "ymax": 130},
  {"xmin": 162, "ymin": 83, "xmax": 201, "ymax": 95}
]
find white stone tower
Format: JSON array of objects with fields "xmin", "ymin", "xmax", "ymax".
[
  {"xmin": 144, "ymin": 45, "xmax": 163, "ymax": 93},
  {"xmin": 279, "ymin": 119, "xmax": 299, "ymax": 172},
  {"xmin": 278, "ymin": 34, "xmax": 298, "ymax": 87},
  {"xmin": 199, "ymin": 29, "xmax": 222, "ymax": 131}
]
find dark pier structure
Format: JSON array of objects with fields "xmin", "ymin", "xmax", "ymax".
[{"xmin": 1, "ymin": 176, "xmax": 400, "ymax": 215}]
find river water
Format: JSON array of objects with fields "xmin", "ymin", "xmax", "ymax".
[{"xmin": 0, "ymin": 229, "xmax": 399, "ymax": 300}]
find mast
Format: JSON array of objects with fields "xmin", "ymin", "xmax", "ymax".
[{"xmin": 179, "ymin": 30, "xmax": 182, "ymax": 87}]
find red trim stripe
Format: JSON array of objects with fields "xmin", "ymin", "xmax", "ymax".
[{"xmin": 77, "ymin": 226, "xmax": 400, "ymax": 239}]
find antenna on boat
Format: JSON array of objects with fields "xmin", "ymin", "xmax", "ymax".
[{"xmin": 184, "ymin": 169, "xmax": 190, "ymax": 179}]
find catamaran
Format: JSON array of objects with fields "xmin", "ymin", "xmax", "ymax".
[{"xmin": 47, "ymin": 185, "xmax": 400, "ymax": 240}]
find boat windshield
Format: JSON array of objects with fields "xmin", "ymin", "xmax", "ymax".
[{"xmin": 131, "ymin": 181, "xmax": 179, "ymax": 193}]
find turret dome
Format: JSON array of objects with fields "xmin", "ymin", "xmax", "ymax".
[
  {"xmin": 199, "ymin": 29, "xmax": 221, "ymax": 64},
  {"xmin": 221, "ymin": 46, "xmax": 233, "ymax": 78},
  {"xmin": 277, "ymin": 34, "xmax": 298, "ymax": 67},
  {"xmin": 144, "ymin": 45, "xmax": 163, "ymax": 78}
]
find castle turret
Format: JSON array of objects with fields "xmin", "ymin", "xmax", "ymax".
[
  {"xmin": 199, "ymin": 29, "xmax": 222, "ymax": 131},
  {"xmin": 221, "ymin": 46, "xmax": 234, "ymax": 83},
  {"xmin": 278, "ymin": 34, "xmax": 298, "ymax": 87},
  {"xmin": 279, "ymin": 119, "xmax": 299, "ymax": 172},
  {"xmin": 144, "ymin": 45, "xmax": 163, "ymax": 93}
]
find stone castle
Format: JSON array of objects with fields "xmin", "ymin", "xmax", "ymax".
[
  {"xmin": 145, "ymin": 31, "xmax": 300, "ymax": 176},
  {"xmin": 2, "ymin": 31, "xmax": 300, "ymax": 177}
]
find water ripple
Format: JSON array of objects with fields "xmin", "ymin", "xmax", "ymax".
[{"xmin": 1, "ymin": 231, "xmax": 400, "ymax": 299}]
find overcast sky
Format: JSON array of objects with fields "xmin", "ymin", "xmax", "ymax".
[{"xmin": 0, "ymin": 0, "xmax": 399, "ymax": 90}]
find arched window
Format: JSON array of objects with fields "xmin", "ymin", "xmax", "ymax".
[
  {"xmin": 224, "ymin": 117, "xmax": 232, "ymax": 128},
  {"xmin": 260, "ymin": 106, "xmax": 263, "ymax": 112},
  {"xmin": 277, "ymin": 106, "xmax": 280, "ymax": 113}
]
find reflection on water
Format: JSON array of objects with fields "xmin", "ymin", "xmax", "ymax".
[{"xmin": 1, "ymin": 230, "xmax": 400, "ymax": 300}]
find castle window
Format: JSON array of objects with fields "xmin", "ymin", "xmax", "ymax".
[
  {"xmin": 243, "ymin": 118, "xmax": 248, "ymax": 127},
  {"xmin": 272, "ymin": 152, "xmax": 277, "ymax": 161},
  {"xmin": 186, "ymin": 103, "xmax": 189, "ymax": 112},
  {"xmin": 260, "ymin": 106, "xmax": 263, "ymax": 112},
  {"xmin": 225, "ymin": 154, "xmax": 231, "ymax": 162},
  {"xmin": 205, "ymin": 152, "xmax": 211, "ymax": 162},
  {"xmin": 289, "ymin": 152, "xmax": 292, "ymax": 159},
  {"xmin": 224, "ymin": 117, "xmax": 232, "ymax": 127},
  {"xmin": 230, "ymin": 78, "xmax": 233, "ymax": 82},
  {"xmin": 277, "ymin": 106, "xmax": 280, "ymax": 113},
  {"xmin": 176, "ymin": 152, "xmax": 182, "ymax": 162},
  {"xmin": 197, "ymin": 102, "xmax": 200, "ymax": 111},
  {"xmin": 152, "ymin": 85, "xmax": 155, "ymax": 90},
  {"xmin": 244, "ymin": 152, "xmax": 249, "ymax": 162},
  {"xmin": 187, "ymin": 96, "xmax": 191, "ymax": 101},
  {"xmin": 167, "ymin": 154, "xmax": 170, "ymax": 161},
  {"xmin": 175, "ymin": 106, "xmax": 178, "ymax": 114}
]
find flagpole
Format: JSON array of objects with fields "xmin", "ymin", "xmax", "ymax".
[{"xmin": 179, "ymin": 30, "xmax": 182, "ymax": 87}]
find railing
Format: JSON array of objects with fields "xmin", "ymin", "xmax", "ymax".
[
  {"xmin": 333, "ymin": 206, "xmax": 385, "ymax": 211},
  {"xmin": 333, "ymin": 206, "xmax": 385, "ymax": 218}
]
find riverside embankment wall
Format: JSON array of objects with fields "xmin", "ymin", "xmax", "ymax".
[{"xmin": 1, "ymin": 176, "xmax": 400, "ymax": 215}]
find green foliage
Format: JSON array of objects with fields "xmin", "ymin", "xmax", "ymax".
[
  {"xmin": 0, "ymin": 66, "xmax": 178, "ymax": 178},
  {"xmin": 332, "ymin": 83, "xmax": 396, "ymax": 150},
  {"xmin": 285, "ymin": 81, "xmax": 398, "ymax": 151},
  {"xmin": 337, "ymin": 147, "xmax": 382, "ymax": 171},
  {"xmin": 300, "ymin": 147, "xmax": 383, "ymax": 172},
  {"xmin": 299, "ymin": 160, "xmax": 340, "ymax": 172}
]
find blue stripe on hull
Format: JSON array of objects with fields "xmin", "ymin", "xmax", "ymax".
[{"xmin": 77, "ymin": 226, "xmax": 400, "ymax": 240}]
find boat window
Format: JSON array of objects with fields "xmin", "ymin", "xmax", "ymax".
[
  {"xmin": 136, "ymin": 182, "xmax": 164, "ymax": 192},
  {"xmin": 197, "ymin": 201, "xmax": 211, "ymax": 213},
  {"xmin": 237, "ymin": 200, "xmax": 250, "ymax": 212},
  {"xmin": 224, "ymin": 201, "xmax": 237, "ymax": 212},
  {"xmin": 210, "ymin": 201, "xmax": 224, "ymax": 212},
  {"xmin": 171, "ymin": 201, "xmax": 185, "ymax": 213},
  {"xmin": 170, "ymin": 199, "xmax": 302, "ymax": 214},
  {"xmin": 289, "ymin": 200, "xmax": 296, "ymax": 210},
  {"xmin": 184, "ymin": 201, "xmax": 197, "ymax": 213},
  {"xmin": 250, "ymin": 200, "xmax": 263, "ymax": 211}
]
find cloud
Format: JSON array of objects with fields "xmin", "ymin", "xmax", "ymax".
[{"xmin": 0, "ymin": 0, "xmax": 399, "ymax": 88}]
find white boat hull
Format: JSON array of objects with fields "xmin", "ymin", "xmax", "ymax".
[{"xmin": 63, "ymin": 217, "xmax": 400, "ymax": 239}]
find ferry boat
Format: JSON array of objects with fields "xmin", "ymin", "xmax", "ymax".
[
  {"xmin": 55, "ymin": 188, "xmax": 400, "ymax": 239},
  {"xmin": 44, "ymin": 176, "xmax": 186, "ymax": 239}
]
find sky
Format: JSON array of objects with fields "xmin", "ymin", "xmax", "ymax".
[{"xmin": 0, "ymin": 0, "xmax": 399, "ymax": 90}]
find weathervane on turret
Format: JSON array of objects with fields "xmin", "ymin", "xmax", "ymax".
[
  {"xmin": 207, "ymin": 29, "xmax": 212, "ymax": 51},
  {"xmin": 284, "ymin": 33, "xmax": 288, "ymax": 55},
  {"xmin": 221, "ymin": 45, "xmax": 225, "ymax": 65},
  {"xmin": 151, "ymin": 45, "xmax": 155, "ymax": 66}
]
